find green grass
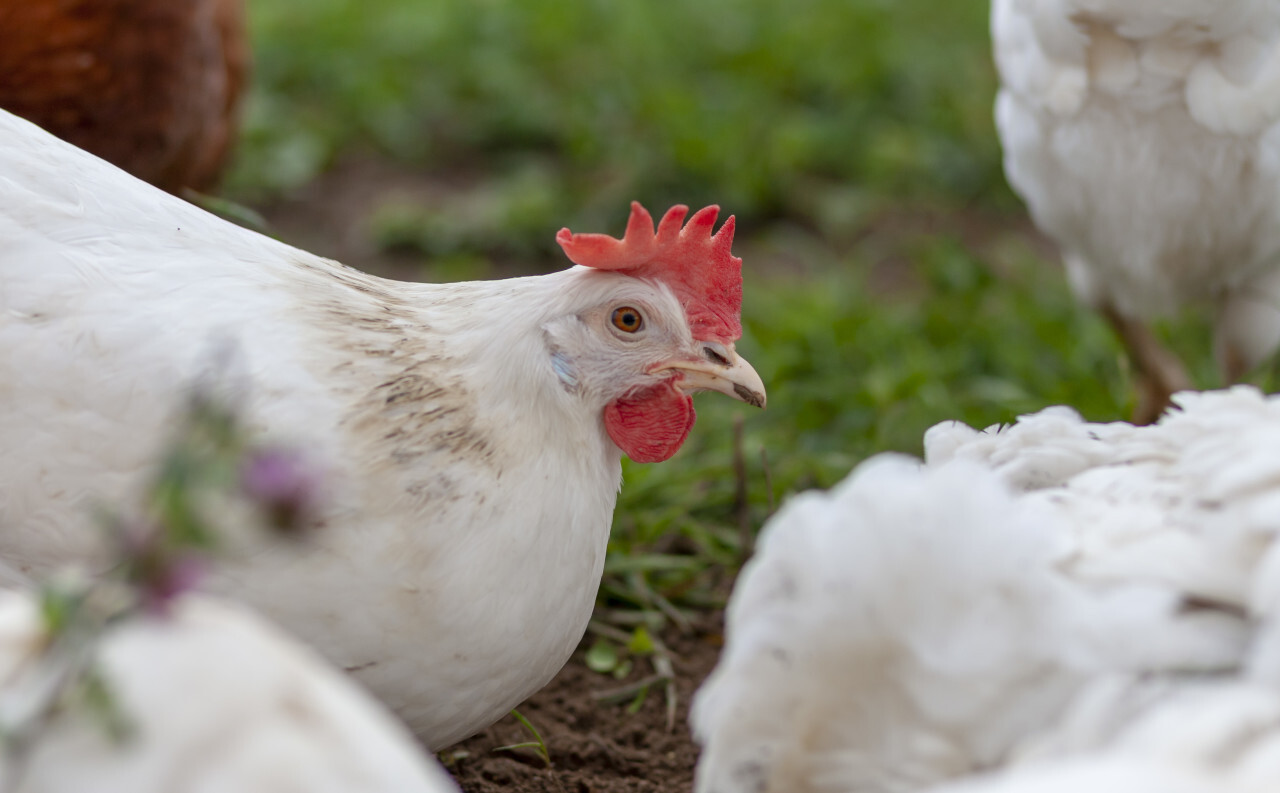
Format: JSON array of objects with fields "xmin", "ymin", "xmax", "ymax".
[{"xmin": 229, "ymin": 0, "xmax": 1007, "ymax": 234}]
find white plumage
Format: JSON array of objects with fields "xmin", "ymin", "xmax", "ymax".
[
  {"xmin": 992, "ymin": 0, "xmax": 1280, "ymax": 420},
  {"xmin": 926, "ymin": 677, "xmax": 1280, "ymax": 793},
  {"xmin": 0, "ymin": 108, "xmax": 765, "ymax": 749},
  {"xmin": 0, "ymin": 592, "xmax": 457, "ymax": 793},
  {"xmin": 693, "ymin": 386, "xmax": 1280, "ymax": 793}
]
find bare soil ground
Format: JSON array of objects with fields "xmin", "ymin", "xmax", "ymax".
[{"xmin": 442, "ymin": 620, "xmax": 724, "ymax": 793}]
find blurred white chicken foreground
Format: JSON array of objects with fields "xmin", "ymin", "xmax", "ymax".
[
  {"xmin": 992, "ymin": 1, "xmax": 1280, "ymax": 422},
  {"xmin": 0, "ymin": 109, "xmax": 766, "ymax": 748},
  {"xmin": 0, "ymin": 592, "xmax": 458, "ymax": 793},
  {"xmin": 693, "ymin": 386, "xmax": 1280, "ymax": 793}
]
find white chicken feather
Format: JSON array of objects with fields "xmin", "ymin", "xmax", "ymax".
[
  {"xmin": 0, "ymin": 591, "xmax": 457, "ymax": 793},
  {"xmin": 925, "ymin": 672, "xmax": 1280, "ymax": 793},
  {"xmin": 0, "ymin": 108, "xmax": 766, "ymax": 748},
  {"xmin": 693, "ymin": 386, "xmax": 1280, "ymax": 793},
  {"xmin": 692, "ymin": 456, "xmax": 1099, "ymax": 793},
  {"xmin": 992, "ymin": 0, "xmax": 1280, "ymax": 421}
]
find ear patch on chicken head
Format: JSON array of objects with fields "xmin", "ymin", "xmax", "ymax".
[{"xmin": 555, "ymin": 202, "xmax": 742, "ymax": 344}]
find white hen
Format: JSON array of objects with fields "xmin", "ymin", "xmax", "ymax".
[
  {"xmin": 992, "ymin": 0, "xmax": 1280, "ymax": 421},
  {"xmin": 693, "ymin": 386, "xmax": 1280, "ymax": 793},
  {"xmin": 0, "ymin": 591, "xmax": 457, "ymax": 793},
  {"xmin": 0, "ymin": 108, "xmax": 766, "ymax": 748}
]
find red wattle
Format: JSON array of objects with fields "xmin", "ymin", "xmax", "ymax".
[{"xmin": 604, "ymin": 382, "xmax": 696, "ymax": 463}]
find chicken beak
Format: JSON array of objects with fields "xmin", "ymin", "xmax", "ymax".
[{"xmin": 661, "ymin": 347, "xmax": 767, "ymax": 409}]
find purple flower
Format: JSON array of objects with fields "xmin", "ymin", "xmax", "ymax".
[
  {"xmin": 240, "ymin": 447, "xmax": 321, "ymax": 534},
  {"xmin": 113, "ymin": 518, "xmax": 206, "ymax": 616},
  {"xmin": 139, "ymin": 554, "xmax": 206, "ymax": 617}
]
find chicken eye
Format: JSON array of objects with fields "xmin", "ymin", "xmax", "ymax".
[{"xmin": 610, "ymin": 306, "xmax": 644, "ymax": 333}]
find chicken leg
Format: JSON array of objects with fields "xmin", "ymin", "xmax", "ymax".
[{"xmin": 1101, "ymin": 304, "xmax": 1192, "ymax": 425}]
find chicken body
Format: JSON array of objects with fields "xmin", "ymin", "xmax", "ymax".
[
  {"xmin": 0, "ymin": 0, "xmax": 247, "ymax": 193},
  {"xmin": 0, "ymin": 593, "xmax": 458, "ymax": 792},
  {"xmin": 693, "ymin": 386, "xmax": 1280, "ymax": 793},
  {"xmin": 992, "ymin": 0, "xmax": 1280, "ymax": 421},
  {"xmin": 0, "ymin": 109, "xmax": 763, "ymax": 748}
]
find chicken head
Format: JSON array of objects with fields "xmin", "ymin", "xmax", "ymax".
[{"xmin": 549, "ymin": 203, "xmax": 766, "ymax": 462}]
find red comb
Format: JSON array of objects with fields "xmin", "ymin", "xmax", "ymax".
[{"xmin": 555, "ymin": 202, "xmax": 743, "ymax": 343}]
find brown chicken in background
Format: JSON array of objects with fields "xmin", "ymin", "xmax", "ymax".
[{"xmin": 0, "ymin": 0, "xmax": 248, "ymax": 195}]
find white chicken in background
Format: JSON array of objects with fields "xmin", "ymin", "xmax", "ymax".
[
  {"xmin": 0, "ymin": 109, "xmax": 766, "ymax": 748},
  {"xmin": 991, "ymin": 0, "xmax": 1280, "ymax": 422},
  {"xmin": 692, "ymin": 386, "xmax": 1280, "ymax": 793},
  {"xmin": 0, "ymin": 591, "xmax": 458, "ymax": 793}
]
